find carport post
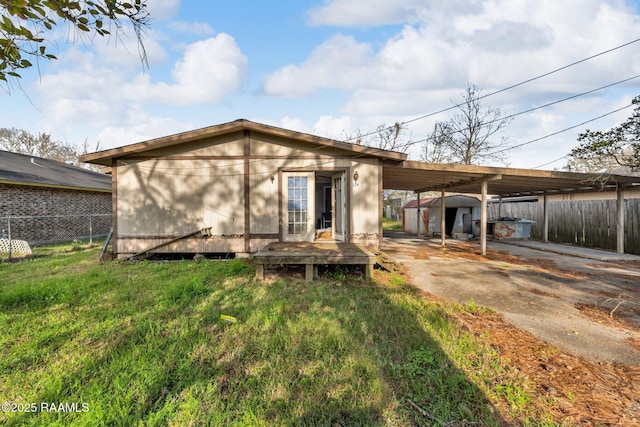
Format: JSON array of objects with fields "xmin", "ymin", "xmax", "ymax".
[
  {"xmin": 617, "ymin": 187, "xmax": 625, "ymax": 254},
  {"xmin": 543, "ymin": 193, "xmax": 549, "ymax": 242},
  {"xmin": 440, "ymin": 188, "xmax": 446, "ymax": 246},
  {"xmin": 481, "ymin": 180, "xmax": 488, "ymax": 256},
  {"xmin": 416, "ymin": 192, "xmax": 421, "ymax": 238}
]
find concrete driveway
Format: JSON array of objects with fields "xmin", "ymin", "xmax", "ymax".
[{"xmin": 381, "ymin": 232, "xmax": 640, "ymax": 365}]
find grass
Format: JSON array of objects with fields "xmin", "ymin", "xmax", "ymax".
[
  {"xmin": 0, "ymin": 243, "xmax": 556, "ymax": 426},
  {"xmin": 382, "ymin": 217, "xmax": 403, "ymax": 231},
  {"xmin": 0, "ymin": 238, "xmax": 102, "ymax": 260}
]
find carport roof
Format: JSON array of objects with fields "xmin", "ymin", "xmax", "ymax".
[{"xmin": 383, "ymin": 160, "xmax": 640, "ymax": 197}]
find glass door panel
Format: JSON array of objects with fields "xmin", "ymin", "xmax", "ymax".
[{"xmin": 283, "ymin": 172, "xmax": 315, "ymax": 241}]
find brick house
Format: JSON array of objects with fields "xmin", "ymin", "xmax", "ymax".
[{"xmin": 0, "ymin": 150, "xmax": 112, "ymax": 244}]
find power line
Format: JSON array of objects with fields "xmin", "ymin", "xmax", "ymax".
[
  {"xmin": 126, "ymin": 84, "xmax": 638, "ymax": 179},
  {"xmin": 386, "ymin": 74, "xmax": 640, "ymax": 153},
  {"xmin": 348, "ymin": 36, "xmax": 640, "ymax": 141},
  {"xmin": 499, "ymin": 74, "xmax": 640, "ymax": 122},
  {"xmin": 532, "ymin": 155, "xmax": 568, "ymax": 169},
  {"xmin": 487, "ymin": 102, "xmax": 634, "ymax": 155}
]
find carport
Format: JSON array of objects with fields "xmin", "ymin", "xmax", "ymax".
[{"xmin": 382, "ymin": 160, "xmax": 640, "ymax": 255}]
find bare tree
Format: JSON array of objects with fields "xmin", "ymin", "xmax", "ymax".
[
  {"xmin": 374, "ymin": 122, "xmax": 411, "ymax": 152},
  {"xmin": 421, "ymin": 121, "xmax": 454, "ymax": 163},
  {"xmin": 432, "ymin": 84, "xmax": 512, "ymax": 165},
  {"xmin": 0, "ymin": 127, "xmax": 80, "ymax": 163},
  {"xmin": 346, "ymin": 122, "xmax": 412, "ymax": 153}
]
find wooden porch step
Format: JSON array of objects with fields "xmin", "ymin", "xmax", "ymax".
[{"xmin": 253, "ymin": 242, "xmax": 376, "ymax": 282}]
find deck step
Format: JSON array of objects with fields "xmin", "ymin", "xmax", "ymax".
[{"xmin": 375, "ymin": 251, "xmax": 402, "ymax": 273}]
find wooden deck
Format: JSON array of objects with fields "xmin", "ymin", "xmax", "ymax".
[{"xmin": 253, "ymin": 242, "xmax": 377, "ymax": 282}]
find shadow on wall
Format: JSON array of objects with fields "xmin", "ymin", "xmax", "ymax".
[{"xmin": 117, "ymin": 158, "xmax": 244, "ymax": 254}]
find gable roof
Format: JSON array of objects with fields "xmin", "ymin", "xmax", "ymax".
[
  {"xmin": 0, "ymin": 150, "xmax": 111, "ymax": 192},
  {"xmin": 79, "ymin": 119, "xmax": 408, "ymax": 166}
]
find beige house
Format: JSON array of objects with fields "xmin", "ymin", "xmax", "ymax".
[
  {"xmin": 80, "ymin": 120, "xmax": 405, "ymax": 258},
  {"xmin": 81, "ymin": 119, "xmax": 640, "ymax": 259}
]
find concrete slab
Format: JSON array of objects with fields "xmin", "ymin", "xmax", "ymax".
[
  {"xmin": 381, "ymin": 232, "xmax": 640, "ymax": 364},
  {"xmin": 496, "ymin": 239, "xmax": 640, "ymax": 262}
]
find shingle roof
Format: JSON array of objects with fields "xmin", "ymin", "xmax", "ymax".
[{"xmin": 0, "ymin": 150, "xmax": 111, "ymax": 192}]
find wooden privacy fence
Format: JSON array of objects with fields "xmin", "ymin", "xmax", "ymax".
[{"xmin": 488, "ymin": 199, "xmax": 640, "ymax": 255}]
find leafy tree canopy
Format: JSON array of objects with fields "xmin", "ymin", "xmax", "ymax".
[
  {"xmin": 568, "ymin": 96, "xmax": 640, "ymax": 173},
  {"xmin": 0, "ymin": 0, "xmax": 148, "ymax": 83}
]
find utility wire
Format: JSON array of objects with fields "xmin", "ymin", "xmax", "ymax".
[
  {"xmin": 487, "ymin": 102, "xmax": 634, "ymax": 155},
  {"xmin": 532, "ymin": 155, "xmax": 568, "ymax": 169},
  {"xmin": 499, "ymin": 74, "xmax": 640, "ymax": 122},
  {"xmin": 128, "ymin": 75, "xmax": 638, "ymax": 179},
  {"xmin": 348, "ymin": 37, "xmax": 640, "ymax": 141},
  {"xmin": 132, "ymin": 97, "xmax": 635, "ymax": 179},
  {"xmin": 362, "ymin": 74, "xmax": 640, "ymax": 155}
]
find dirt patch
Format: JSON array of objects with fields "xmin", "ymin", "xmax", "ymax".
[
  {"xmin": 525, "ymin": 287, "xmax": 559, "ymax": 298},
  {"xmin": 455, "ymin": 308, "xmax": 640, "ymax": 426},
  {"xmin": 576, "ymin": 302, "xmax": 640, "ymax": 331}
]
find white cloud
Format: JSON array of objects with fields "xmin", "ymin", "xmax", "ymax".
[
  {"xmin": 18, "ymin": 0, "xmax": 640, "ymax": 171},
  {"xmin": 38, "ymin": 33, "xmax": 248, "ymax": 123},
  {"xmin": 307, "ymin": 0, "xmax": 424, "ymax": 26},
  {"xmin": 34, "ymin": 31, "xmax": 248, "ymax": 150},
  {"xmin": 270, "ymin": 0, "xmax": 640, "ymax": 128},
  {"xmin": 279, "ymin": 116, "xmax": 309, "ymax": 133},
  {"xmin": 261, "ymin": 0, "xmax": 640, "ymax": 168},
  {"xmin": 312, "ymin": 115, "xmax": 354, "ymax": 139},
  {"xmin": 96, "ymin": 113, "xmax": 192, "ymax": 148},
  {"xmin": 93, "ymin": 26, "xmax": 168, "ymax": 68},
  {"xmin": 167, "ymin": 21, "xmax": 215, "ymax": 35},
  {"xmin": 146, "ymin": 0, "xmax": 181, "ymax": 20},
  {"xmin": 140, "ymin": 34, "xmax": 249, "ymax": 105},
  {"xmin": 262, "ymin": 34, "xmax": 374, "ymax": 97}
]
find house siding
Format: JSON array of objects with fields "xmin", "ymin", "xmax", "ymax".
[{"xmin": 113, "ymin": 132, "xmax": 382, "ymax": 257}]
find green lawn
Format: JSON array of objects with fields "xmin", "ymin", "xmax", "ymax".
[
  {"xmin": 0, "ymin": 245, "xmax": 554, "ymax": 426},
  {"xmin": 382, "ymin": 217, "xmax": 403, "ymax": 231}
]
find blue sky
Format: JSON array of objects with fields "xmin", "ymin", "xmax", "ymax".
[{"xmin": 2, "ymin": 0, "xmax": 640, "ymax": 169}]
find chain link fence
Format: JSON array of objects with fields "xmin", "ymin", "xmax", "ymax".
[{"xmin": 0, "ymin": 214, "xmax": 112, "ymax": 259}]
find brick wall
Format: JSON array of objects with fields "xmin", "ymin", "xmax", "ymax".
[{"xmin": 0, "ymin": 183, "xmax": 112, "ymax": 244}]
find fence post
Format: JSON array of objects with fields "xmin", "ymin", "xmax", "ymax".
[
  {"xmin": 7, "ymin": 217, "xmax": 12, "ymax": 261},
  {"xmin": 89, "ymin": 214, "xmax": 93, "ymax": 245}
]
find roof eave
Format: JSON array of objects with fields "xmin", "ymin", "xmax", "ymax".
[
  {"xmin": 0, "ymin": 179, "xmax": 112, "ymax": 193},
  {"xmin": 79, "ymin": 120, "xmax": 408, "ymax": 166}
]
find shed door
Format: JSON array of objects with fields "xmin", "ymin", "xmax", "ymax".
[
  {"xmin": 283, "ymin": 172, "xmax": 315, "ymax": 242},
  {"xmin": 332, "ymin": 172, "xmax": 346, "ymax": 241}
]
